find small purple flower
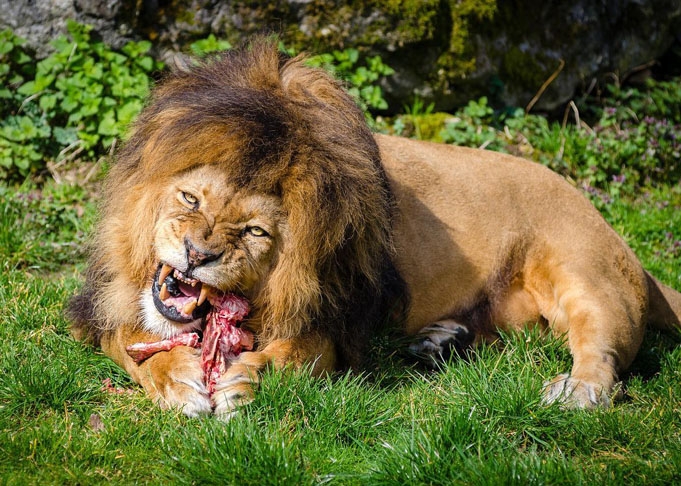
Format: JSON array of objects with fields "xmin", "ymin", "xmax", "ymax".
[{"xmin": 612, "ymin": 174, "xmax": 626, "ymax": 184}]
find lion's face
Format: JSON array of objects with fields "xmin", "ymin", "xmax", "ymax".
[{"xmin": 140, "ymin": 164, "xmax": 287, "ymax": 336}]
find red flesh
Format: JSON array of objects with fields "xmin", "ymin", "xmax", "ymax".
[
  {"xmin": 201, "ymin": 293, "xmax": 253, "ymax": 395},
  {"xmin": 126, "ymin": 332, "xmax": 200, "ymax": 363},
  {"xmin": 125, "ymin": 293, "xmax": 253, "ymax": 396}
]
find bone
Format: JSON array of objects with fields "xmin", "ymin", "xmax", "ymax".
[{"xmin": 126, "ymin": 332, "xmax": 200, "ymax": 363}]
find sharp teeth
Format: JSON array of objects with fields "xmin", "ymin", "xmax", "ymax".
[
  {"xmin": 197, "ymin": 285, "xmax": 211, "ymax": 306},
  {"xmin": 158, "ymin": 264, "xmax": 173, "ymax": 285},
  {"xmin": 183, "ymin": 300, "xmax": 198, "ymax": 315},
  {"xmin": 159, "ymin": 283, "xmax": 169, "ymax": 301}
]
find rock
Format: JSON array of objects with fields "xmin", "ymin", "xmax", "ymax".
[{"xmin": 1, "ymin": 0, "xmax": 679, "ymax": 112}]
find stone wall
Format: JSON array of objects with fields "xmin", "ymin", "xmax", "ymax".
[{"xmin": 2, "ymin": 0, "xmax": 680, "ymax": 112}]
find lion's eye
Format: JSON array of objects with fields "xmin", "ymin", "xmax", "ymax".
[
  {"xmin": 246, "ymin": 226, "xmax": 269, "ymax": 237},
  {"xmin": 179, "ymin": 191, "xmax": 199, "ymax": 209}
]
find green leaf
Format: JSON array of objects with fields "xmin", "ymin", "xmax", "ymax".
[
  {"xmin": 117, "ymin": 100, "xmax": 142, "ymax": 126},
  {"xmin": 38, "ymin": 94, "xmax": 57, "ymax": 112},
  {"xmin": 137, "ymin": 56, "xmax": 154, "ymax": 72},
  {"xmin": 61, "ymin": 96, "xmax": 79, "ymax": 113},
  {"xmin": 34, "ymin": 73, "xmax": 55, "ymax": 91},
  {"xmin": 97, "ymin": 111, "xmax": 118, "ymax": 136},
  {"xmin": 52, "ymin": 126, "xmax": 78, "ymax": 146},
  {"xmin": 16, "ymin": 80, "xmax": 38, "ymax": 95}
]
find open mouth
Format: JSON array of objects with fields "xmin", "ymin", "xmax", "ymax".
[{"xmin": 151, "ymin": 263, "xmax": 215, "ymax": 323}]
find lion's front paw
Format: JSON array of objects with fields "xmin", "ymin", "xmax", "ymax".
[
  {"xmin": 139, "ymin": 346, "xmax": 212, "ymax": 417},
  {"xmin": 212, "ymin": 351, "xmax": 270, "ymax": 419},
  {"xmin": 409, "ymin": 320, "xmax": 474, "ymax": 367},
  {"xmin": 542, "ymin": 373, "xmax": 621, "ymax": 409}
]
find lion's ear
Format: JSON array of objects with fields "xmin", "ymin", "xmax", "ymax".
[{"xmin": 280, "ymin": 58, "xmax": 360, "ymax": 117}]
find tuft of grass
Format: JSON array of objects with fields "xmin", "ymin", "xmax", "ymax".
[
  {"xmin": 0, "ymin": 181, "xmax": 96, "ymax": 272},
  {"xmin": 1, "ymin": 173, "xmax": 681, "ymax": 485},
  {"xmin": 162, "ymin": 417, "xmax": 312, "ymax": 485}
]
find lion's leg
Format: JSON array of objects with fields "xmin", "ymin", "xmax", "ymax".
[
  {"xmin": 541, "ymin": 281, "xmax": 646, "ymax": 408},
  {"xmin": 408, "ymin": 319, "xmax": 477, "ymax": 366},
  {"xmin": 100, "ymin": 325, "xmax": 212, "ymax": 417},
  {"xmin": 212, "ymin": 332, "xmax": 337, "ymax": 419}
]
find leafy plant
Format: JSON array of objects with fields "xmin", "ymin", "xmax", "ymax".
[
  {"xmin": 0, "ymin": 21, "xmax": 163, "ymax": 180},
  {"xmin": 434, "ymin": 80, "xmax": 681, "ymax": 204},
  {"xmin": 439, "ymin": 96, "xmax": 508, "ymax": 150},
  {"xmin": 0, "ymin": 28, "xmax": 36, "ymax": 117},
  {"xmin": 308, "ymin": 48, "xmax": 394, "ymax": 113},
  {"xmin": 603, "ymin": 79, "xmax": 681, "ymax": 124},
  {"xmin": 188, "ymin": 34, "xmax": 232, "ymax": 57}
]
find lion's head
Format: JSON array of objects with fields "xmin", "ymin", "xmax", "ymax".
[{"xmin": 70, "ymin": 39, "xmax": 406, "ymax": 367}]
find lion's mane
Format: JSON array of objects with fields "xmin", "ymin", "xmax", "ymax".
[{"xmin": 69, "ymin": 39, "xmax": 407, "ymax": 367}]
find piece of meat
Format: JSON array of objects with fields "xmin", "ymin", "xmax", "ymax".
[
  {"xmin": 126, "ymin": 332, "xmax": 200, "ymax": 363},
  {"xmin": 125, "ymin": 293, "xmax": 253, "ymax": 396},
  {"xmin": 201, "ymin": 293, "xmax": 253, "ymax": 395}
]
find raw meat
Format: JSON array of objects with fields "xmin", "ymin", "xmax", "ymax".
[
  {"xmin": 201, "ymin": 293, "xmax": 253, "ymax": 394},
  {"xmin": 125, "ymin": 293, "xmax": 253, "ymax": 396},
  {"xmin": 126, "ymin": 332, "xmax": 200, "ymax": 363}
]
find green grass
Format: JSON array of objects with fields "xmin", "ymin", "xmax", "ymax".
[{"xmin": 1, "ymin": 185, "xmax": 680, "ymax": 484}]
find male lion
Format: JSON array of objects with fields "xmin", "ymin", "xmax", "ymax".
[{"xmin": 69, "ymin": 39, "xmax": 681, "ymax": 417}]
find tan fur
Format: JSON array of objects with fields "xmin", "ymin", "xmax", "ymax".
[
  {"xmin": 69, "ymin": 40, "xmax": 681, "ymax": 417},
  {"xmin": 382, "ymin": 135, "xmax": 680, "ymax": 407}
]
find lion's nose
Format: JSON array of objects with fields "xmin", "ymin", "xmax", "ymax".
[{"xmin": 184, "ymin": 237, "xmax": 222, "ymax": 267}]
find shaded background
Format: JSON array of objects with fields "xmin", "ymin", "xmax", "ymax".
[{"xmin": 2, "ymin": 0, "xmax": 680, "ymax": 113}]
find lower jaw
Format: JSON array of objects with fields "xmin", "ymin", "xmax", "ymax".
[
  {"xmin": 151, "ymin": 285, "xmax": 211, "ymax": 324},
  {"xmin": 140, "ymin": 292, "xmax": 204, "ymax": 338}
]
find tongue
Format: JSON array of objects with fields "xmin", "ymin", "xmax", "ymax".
[{"xmin": 164, "ymin": 280, "xmax": 203, "ymax": 317}]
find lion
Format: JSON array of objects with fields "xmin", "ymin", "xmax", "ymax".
[{"xmin": 69, "ymin": 39, "xmax": 681, "ymax": 417}]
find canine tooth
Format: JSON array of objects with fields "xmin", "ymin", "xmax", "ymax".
[
  {"xmin": 197, "ymin": 285, "xmax": 211, "ymax": 306},
  {"xmin": 159, "ymin": 264, "xmax": 173, "ymax": 285},
  {"xmin": 160, "ymin": 283, "xmax": 169, "ymax": 301},
  {"xmin": 183, "ymin": 300, "xmax": 198, "ymax": 315}
]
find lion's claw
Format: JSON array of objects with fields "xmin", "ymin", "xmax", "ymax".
[{"xmin": 409, "ymin": 320, "xmax": 474, "ymax": 366}]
